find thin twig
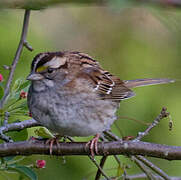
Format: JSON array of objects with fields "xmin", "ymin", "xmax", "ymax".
[
  {"xmin": 131, "ymin": 156, "xmax": 155, "ymax": 180},
  {"xmin": 0, "ymin": 9, "xmax": 32, "ymax": 108},
  {"xmin": 1, "ymin": 112, "xmax": 12, "ymax": 142},
  {"xmin": 114, "ymin": 121, "xmax": 124, "ymax": 137},
  {"xmin": 23, "ymin": 40, "xmax": 33, "ymax": 51},
  {"xmin": 2, "ymin": 65, "xmax": 10, "ymax": 70},
  {"xmin": 3, "ymin": 112, "xmax": 9, "ymax": 126},
  {"xmin": 104, "ymin": 128, "xmax": 173, "ymax": 179},
  {"xmin": 103, "ymin": 131, "xmax": 157, "ymax": 180},
  {"xmin": 100, "ymin": 133, "xmax": 122, "ymax": 176},
  {"xmin": 95, "ymin": 156, "xmax": 108, "ymax": 180},
  {"xmin": 0, "ymin": 119, "xmax": 39, "ymax": 142},
  {"xmin": 134, "ymin": 107, "xmax": 169, "ymax": 141},
  {"xmin": 125, "ymin": 173, "xmax": 181, "ymax": 180},
  {"xmin": 113, "ymin": 155, "xmax": 121, "ymax": 166},
  {"xmin": 66, "ymin": 135, "xmax": 110, "ymax": 180},
  {"xmin": 89, "ymin": 156, "xmax": 110, "ymax": 180},
  {"xmin": 117, "ymin": 116, "xmax": 150, "ymax": 126},
  {"xmin": 133, "ymin": 108, "xmax": 172, "ymax": 180},
  {"xmin": 0, "ymin": 119, "xmax": 39, "ymax": 134},
  {"xmin": 0, "ymin": 131, "xmax": 13, "ymax": 143},
  {"xmin": 103, "ymin": 131, "xmax": 121, "ymax": 141},
  {"xmin": 136, "ymin": 156, "xmax": 171, "ymax": 180}
]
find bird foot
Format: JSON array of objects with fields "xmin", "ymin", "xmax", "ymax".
[
  {"xmin": 45, "ymin": 136, "xmax": 60, "ymax": 155},
  {"xmin": 86, "ymin": 134, "xmax": 100, "ymax": 157}
]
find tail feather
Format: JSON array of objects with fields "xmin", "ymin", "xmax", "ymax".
[{"xmin": 124, "ymin": 78, "xmax": 174, "ymax": 88}]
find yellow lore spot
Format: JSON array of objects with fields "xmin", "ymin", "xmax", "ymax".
[{"xmin": 36, "ymin": 66, "xmax": 48, "ymax": 73}]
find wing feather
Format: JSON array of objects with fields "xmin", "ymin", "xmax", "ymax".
[{"xmin": 81, "ymin": 67, "xmax": 135, "ymax": 101}]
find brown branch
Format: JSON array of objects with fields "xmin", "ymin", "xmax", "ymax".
[
  {"xmin": 89, "ymin": 156, "xmax": 109, "ymax": 180},
  {"xmin": 0, "ymin": 119, "xmax": 39, "ymax": 142},
  {"xmin": 136, "ymin": 155, "xmax": 171, "ymax": 180},
  {"xmin": 0, "ymin": 140, "xmax": 180, "ymax": 160},
  {"xmin": 95, "ymin": 156, "xmax": 108, "ymax": 180},
  {"xmin": 125, "ymin": 173, "xmax": 181, "ymax": 180},
  {"xmin": 0, "ymin": 9, "xmax": 32, "ymax": 108},
  {"xmin": 135, "ymin": 107, "xmax": 169, "ymax": 141},
  {"xmin": 0, "ymin": 119, "xmax": 39, "ymax": 133},
  {"xmin": 104, "ymin": 110, "xmax": 173, "ymax": 179},
  {"xmin": 3, "ymin": 112, "xmax": 10, "ymax": 126},
  {"xmin": 131, "ymin": 156, "xmax": 155, "ymax": 180},
  {"xmin": 64, "ymin": 134, "xmax": 110, "ymax": 180}
]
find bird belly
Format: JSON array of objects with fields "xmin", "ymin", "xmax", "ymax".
[{"xmin": 28, "ymin": 88, "xmax": 118, "ymax": 137}]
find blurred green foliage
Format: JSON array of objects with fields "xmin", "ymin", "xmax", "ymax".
[{"xmin": 0, "ymin": 2, "xmax": 181, "ymax": 180}]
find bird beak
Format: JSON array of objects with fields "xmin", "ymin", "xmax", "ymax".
[{"xmin": 26, "ymin": 73, "xmax": 44, "ymax": 81}]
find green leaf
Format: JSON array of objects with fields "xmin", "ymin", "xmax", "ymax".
[
  {"xmin": 8, "ymin": 128, "xmax": 28, "ymax": 141},
  {"xmin": 34, "ymin": 127, "xmax": 54, "ymax": 138},
  {"xmin": 17, "ymin": 80, "xmax": 30, "ymax": 92},
  {"xmin": 12, "ymin": 79, "xmax": 29, "ymax": 93},
  {"xmin": 9, "ymin": 114, "xmax": 30, "ymax": 123},
  {"xmin": 12, "ymin": 79, "xmax": 22, "ymax": 92},
  {"xmin": 0, "ymin": 85, "xmax": 4, "ymax": 100},
  {"xmin": 7, "ymin": 98, "xmax": 28, "ymax": 112},
  {"xmin": 8, "ymin": 165, "xmax": 37, "ymax": 180},
  {"xmin": 4, "ymin": 156, "xmax": 15, "ymax": 162}
]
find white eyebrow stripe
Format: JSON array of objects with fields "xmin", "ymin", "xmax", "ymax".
[
  {"xmin": 44, "ymin": 56, "xmax": 66, "ymax": 68},
  {"xmin": 33, "ymin": 53, "xmax": 48, "ymax": 71},
  {"xmin": 37, "ymin": 54, "xmax": 47, "ymax": 62}
]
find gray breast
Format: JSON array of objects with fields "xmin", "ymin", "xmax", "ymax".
[{"xmin": 28, "ymin": 83, "xmax": 119, "ymax": 137}]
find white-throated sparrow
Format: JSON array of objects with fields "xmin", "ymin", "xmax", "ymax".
[{"xmin": 27, "ymin": 51, "xmax": 173, "ymax": 155}]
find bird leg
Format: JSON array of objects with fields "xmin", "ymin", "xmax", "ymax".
[{"xmin": 86, "ymin": 134, "xmax": 100, "ymax": 157}]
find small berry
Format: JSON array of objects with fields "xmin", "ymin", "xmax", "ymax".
[
  {"xmin": 20, "ymin": 91, "xmax": 27, "ymax": 99},
  {"xmin": 28, "ymin": 112, "xmax": 32, "ymax": 117},
  {"xmin": 29, "ymin": 136, "xmax": 36, "ymax": 141},
  {"xmin": 0, "ymin": 74, "xmax": 3, "ymax": 82},
  {"xmin": 36, "ymin": 160, "xmax": 46, "ymax": 168}
]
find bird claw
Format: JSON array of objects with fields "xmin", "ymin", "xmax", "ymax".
[
  {"xmin": 45, "ymin": 137, "xmax": 60, "ymax": 155},
  {"xmin": 86, "ymin": 134, "xmax": 100, "ymax": 157}
]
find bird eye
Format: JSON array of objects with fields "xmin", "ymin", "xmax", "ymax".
[{"xmin": 47, "ymin": 68, "xmax": 54, "ymax": 73}]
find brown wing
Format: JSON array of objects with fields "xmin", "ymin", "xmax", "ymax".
[{"xmin": 81, "ymin": 67, "xmax": 135, "ymax": 101}]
